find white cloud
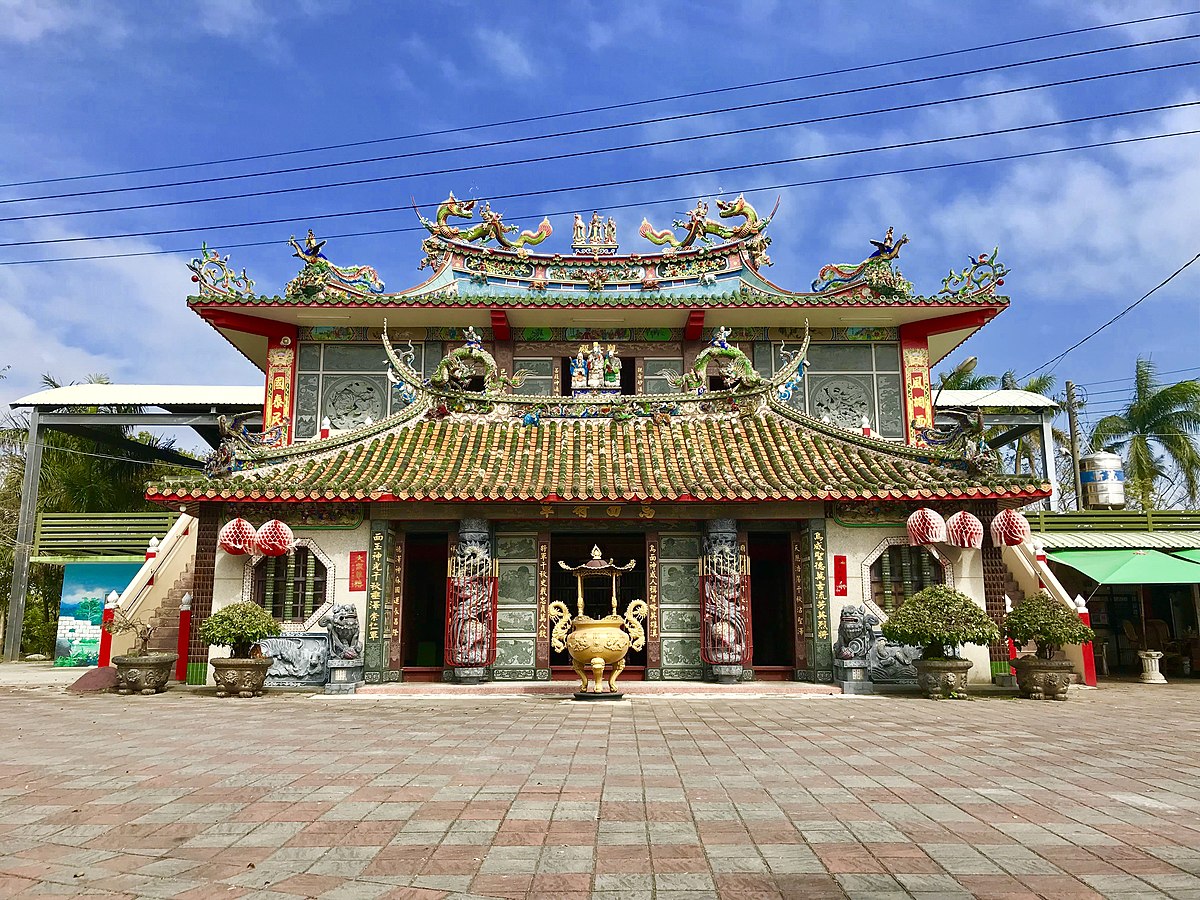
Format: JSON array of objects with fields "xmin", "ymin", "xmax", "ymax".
[
  {"xmin": 0, "ymin": 230, "xmax": 260, "ymax": 411},
  {"xmin": 0, "ymin": 0, "xmax": 126, "ymax": 45},
  {"xmin": 474, "ymin": 28, "xmax": 535, "ymax": 81}
]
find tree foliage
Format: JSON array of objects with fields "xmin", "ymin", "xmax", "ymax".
[
  {"xmin": 1003, "ymin": 590, "xmax": 1094, "ymax": 659},
  {"xmin": 1089, "ymin": 358, "xmax": 1200, "ymax": 509},
  {"xmin": 881, "ymin": 584, "xmax": 1000, "ymax": 660},
  {"xmin": 199, "ymin": 602, "xmax": 280, "ymax": 659},
  {"xmin": 0, "ymin": 373, "xmax": 186, "ymax": 655}
]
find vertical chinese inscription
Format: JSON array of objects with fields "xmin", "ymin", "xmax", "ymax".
[
  {"xmin": 902, "ymin": 342, "xmax": 933, "ymax": 445},
  {"xmin": 387, "ymin": 531, "xmax": 404, "ymax": 679},
  {"xmin": 646, "ymin": 533, "xmax": 660, "ymax": 669},
  {"xmin": 790, "ymin": 530, "xmax": 810, "ymax": 676},
  {"xmin": 263, "ymin": 336, "xmax": 296, "ymax": 447},
  {"xmin": 809, "ymin": 522, "xmax": 833, "ymax": 680},
  {"xmin": 535, "ymin": 534, "xmax": 550, "ymax": 671},
  {"xmin": 364, "ymin": 521, "xmax": 387, "ymax": 683}
]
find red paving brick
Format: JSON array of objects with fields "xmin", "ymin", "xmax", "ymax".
[{"xmin": 0, "ymin": 678, "xmax": 1198, "ymax": 898}]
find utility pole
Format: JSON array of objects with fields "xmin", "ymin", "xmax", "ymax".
[{"xmin": 1066, "ymin": 381, "xmax": 1084, "ymax": 511}]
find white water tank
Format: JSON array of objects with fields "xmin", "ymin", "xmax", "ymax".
[{"xmin": 1080, "ymin": 451, "xmax": 1125, "ymax": 509}]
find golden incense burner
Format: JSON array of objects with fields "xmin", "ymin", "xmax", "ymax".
[{"xmin": 550, "ymin": 545, "xmax": 647, "ymax": 695}]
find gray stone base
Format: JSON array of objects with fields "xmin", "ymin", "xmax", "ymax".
[
  {"xmin": 325, "ymin": 659, "xmax": 364, "ymax": 695},
  {"xmin": 712, "ymin": 664, "xmax": 743, "ymax": 685},
  {"xmin": 834, "ymin": 659, "xmax": 872, "ymax": 694},
  {"xmin": 455, "ymin": 667, "xmax": 486, "ymax": 685}
]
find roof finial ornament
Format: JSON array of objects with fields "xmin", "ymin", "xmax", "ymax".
[
  {"xmin": 868, "ymin": 226, "xmax": 908, "ymax": 261},
  {"xmin": 571, "ymin": 210, "xmax": 619, "ymax": 256}
]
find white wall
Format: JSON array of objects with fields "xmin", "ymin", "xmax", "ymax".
[
  {"xmin": 825, "ymin": 519, "xmax": 993, "ymax": 684},
  {"xmin": 209, "ymin": 522, "xmax": 371, "ymax": 665}
]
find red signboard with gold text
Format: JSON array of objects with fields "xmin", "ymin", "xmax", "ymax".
[{"xmin": 349, "ymin": 551, "xmax": 367, "ymax": 592}]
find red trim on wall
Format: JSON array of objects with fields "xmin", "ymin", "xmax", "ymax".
[
  {"xmin": 490, "ymin": 309, "xmax": 511, "ymax": 342},
  {"xmin": 684, "ymin": 310, "xmax": 706, "ymax": 341},
  {"xmin": 200, "ymin": 309, "xmax": 298, "ymax": 340}
]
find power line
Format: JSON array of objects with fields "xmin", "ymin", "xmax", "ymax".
[
  {"xmin": 1026, "ymin": 248, "xmax": 1200, "ymax": 379},
  {"xmin": 3, "ymin": 99, "xmax": 1198, "ymax": 254},
  {"xmin": 1077, "ymin": 365, "xmax": 1200, "ymax": 386},
  {"xmin": 3, "ymin": 126, "xmax": 1197, "ymax": 266},
  {"xmin": 5, "ymin": 61, "xmax": 1198, "ymax": 229},
  {"xmin": 5, "ymin": 9, "xmax": 1197, "ymax": 192},
  {"xmin": 6, "ymin": 36, "xmax": 1196, "ymax": 207}
]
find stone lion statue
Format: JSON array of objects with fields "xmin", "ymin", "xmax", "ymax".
[
  {"xmin": 833, "ymin": 605, "xmax": 877, "ymax": 660},
  {"xmin": 319, "ymin": 604, "xmax": 363, "ymax": 661}
]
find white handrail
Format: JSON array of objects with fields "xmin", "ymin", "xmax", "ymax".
[{"xmin": 118, "ymin": 513, "xmax": 196, "ymax": 613}]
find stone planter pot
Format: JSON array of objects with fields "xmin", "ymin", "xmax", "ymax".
[
  {"xmin": 1015, "ymin": 656, "xmax": 1073, "ymax": 701},
  {"xmin": 211, "ymin": 657, "xmax": 273, "ymax": 698},
  {"xmin": 914, "ymin": 658, "xmax": 973, "ymax": 700},
  {"xmin": 112, "ymin": 653, "xmax": 177, "ymax": 695}
]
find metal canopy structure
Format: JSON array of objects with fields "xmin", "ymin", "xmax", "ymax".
[
  {"xmin": 3, "ymin": 384, "xmax": 262, "ymax": 660},
  {"xmin": 933, "ymin": 388, "xmax": 1061, "ymax": 510}
]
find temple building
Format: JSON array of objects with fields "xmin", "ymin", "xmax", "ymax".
[{"xmin": 149, "ymin": 193, "xmax": 1050, "ymax": 687}]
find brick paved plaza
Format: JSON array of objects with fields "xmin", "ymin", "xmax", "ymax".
[{"xmin": 2, "ymin": 681, "xmax": 1199, "ymax": 900}]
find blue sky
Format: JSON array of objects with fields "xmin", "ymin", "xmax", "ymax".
[{"xmin": 0, "ymin": 0, "xmax": 1197, "ymax": 438}]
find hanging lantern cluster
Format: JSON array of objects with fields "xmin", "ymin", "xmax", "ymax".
[
  {"xmin": 905, "ymin": 508, "xmax": 946, "ymax": 546},
  {"xmin": 946, "ymin": 511, "xmax": 984, "ymax": 549},
  {"xmin": 217, "ymin": 518, "xmax": 256, "ymax": 555},
  {"xmin": 990, "ymin": 508, "xmax": 1032, "ymax": 547},
  {"xmin": 217, "ymin": 518, "xmax": 295, "ymax": 556},
  {"xmin": 907, "ymin": 507, "xmax": 1027, "ymax": 549}
]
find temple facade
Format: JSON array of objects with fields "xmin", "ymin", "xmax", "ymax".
[{"xmin": 152, "ymin": 193, "xmax": 1049, "ymax": 687}]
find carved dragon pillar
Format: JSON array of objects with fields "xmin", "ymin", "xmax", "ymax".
[
  {"xmin": 701, "ymin": 518, "xmax": 751, "ymax": 684},
  {"xmin": 446, "ymin": 518, "xmax": 498, "ymax": 684}
]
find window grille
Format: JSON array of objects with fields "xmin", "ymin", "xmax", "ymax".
[
  {"xmin": 252, "ymin": 547, "xmax": 328, "ymax": 623},
  {"xmin": 869, "ymin": 545, "xmax": 943, "ymax": 614}
]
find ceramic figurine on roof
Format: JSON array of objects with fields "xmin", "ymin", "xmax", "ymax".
[
  {"xmin": 571, "ymin": 211, "xmax": 619, "ymax": 255},
  {"xmin": 187, "ymin": 243, "xmax": 255, "ymax": 298},
  {"xmin": 938, "ymin": 247, "xmax": 1009, "ymax": 297},
  {"xmin": 284, "ymin": 230, "xmax": 385, "ymax": 300},
  {"xmin": 419, "ymin": 192, "xmax": 552, "ymax": 250},
  {"xmin": 639, "ymin": 194, "xmax": 776, "ymax": 250},
  {"xmin": 810, "ymin": 227, "xmax": 914, "ymax": 297}
]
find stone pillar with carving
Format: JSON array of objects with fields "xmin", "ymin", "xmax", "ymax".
[
  {"xmin": 447, "ymin": 518, "xmax": 496, "ymax": 684},
  {"xmin": 701, "ymin": 518, "xmax": 751, "ymax": 684}
]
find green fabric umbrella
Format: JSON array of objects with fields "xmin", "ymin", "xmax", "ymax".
[{"xmin": 1047, "ymin": 548, "xmax": 1200, "ymax": 584}]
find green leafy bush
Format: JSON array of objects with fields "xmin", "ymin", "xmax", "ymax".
[
  {"xmin": 881, "ymin": 584, "xmax": 1000, "ymax": 659},
  {"xmin": 1004, "ymin": 590, "xmax": 1094, "ymax": 659},
  {"xmin": 199, "ymin": 602, "xmax": 280, "ymax": 659}
]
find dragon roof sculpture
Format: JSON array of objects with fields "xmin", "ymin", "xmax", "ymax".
[{"xmin": 185, "ymin": 193, "xmax": 1010, "ymax": 314}]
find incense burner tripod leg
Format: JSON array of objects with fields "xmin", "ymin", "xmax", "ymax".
[
  {"xmin": 571, "ymin": 656, "xmax": 589, "ymax": 692},
  {"xmin": 608, "ymin": 656, "xmax": 626, "ymax": 692}
]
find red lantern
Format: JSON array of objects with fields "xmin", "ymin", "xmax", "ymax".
[
  {"xmin": 255, "ymin": 519, "xmax": 295, "ymax": 556},
  {"xmin": 906, "ymin": 508, "xmax": 947, "ymax": 546},
  {"xmin": 946, "ymin": 511, "xmax": 984, "ymax": 549},
  {"xmin": 990, "ymin": 508, "xmax": 1031, "ymax": 547},
  {"xmin": 218, "ymin": 518, "xmax": 256, "ymax": 555}
]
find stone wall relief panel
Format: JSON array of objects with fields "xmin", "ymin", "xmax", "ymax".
[
  {"xmin": 490, "ymin": 531, "xmax": 539, "ymax": 681},
  {"xmin": 658, "ymin": 537, "xmax": 702, "ymax": 680}
]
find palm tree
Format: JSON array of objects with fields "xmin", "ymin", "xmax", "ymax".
[
  {"xmin": 934, "ymin": 356, "xmax": 999, "ymax": 392},
  {"xmin": 1090, "ymin": 358, "xmax": 1200, "ymax": 509}
]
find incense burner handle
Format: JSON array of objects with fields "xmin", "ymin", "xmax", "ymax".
[
  {"xmin": 548, "ymin": 600, "xmax": 572, "ymax": 653},
  {"xmin": 623, "ymin": 599, "xmax": 649, "ymax": 651}
]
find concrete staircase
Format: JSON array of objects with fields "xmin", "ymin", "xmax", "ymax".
[{"xmin": 144, "ymin": 565, "xmax": 194, "ymax": 655}]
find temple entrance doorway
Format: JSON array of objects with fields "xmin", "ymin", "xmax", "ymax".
[
  {"xmin": 749, "ymin": 532, "xmax": 795, "ymax": 679},
  {"xmin": 549, "ymin": 532, "xmax": 647, "ymax": 679},
  {"xmin": 402, "ymin": 532, "xmax": 448, "ymax": 678}
]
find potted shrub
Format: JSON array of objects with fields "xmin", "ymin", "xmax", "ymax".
[
  {"xmin": 199, "ymin": 602, "xmax": 281, "ymax": 698},
  {"xmin": 1004, "ymin": 590, "xmax": 1094, "ymax": 701},
  {"xmin": 105, "ymin": 607, "xmax": 177, "ymax": 696},
  {"xmin": 881, "ymin": 584, "xmax": 1000, "ymax": 699}
]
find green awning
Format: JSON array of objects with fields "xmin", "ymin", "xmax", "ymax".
[
  {"xmin": 1047, "ymin": 548, "xmax": 1200, "ymax": 585},
  {"xmin": 1170, "ymin": 549, "xmax": 1200, "ymax": 564}
]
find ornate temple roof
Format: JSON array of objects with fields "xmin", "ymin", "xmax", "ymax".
[
  {"xmin": 186, "ymin": 195, "xmax": 1011, "ymax": 316},
  {"xmin": 147, "ymin": 328, "xmax": 1049, "ymax": 507}
]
